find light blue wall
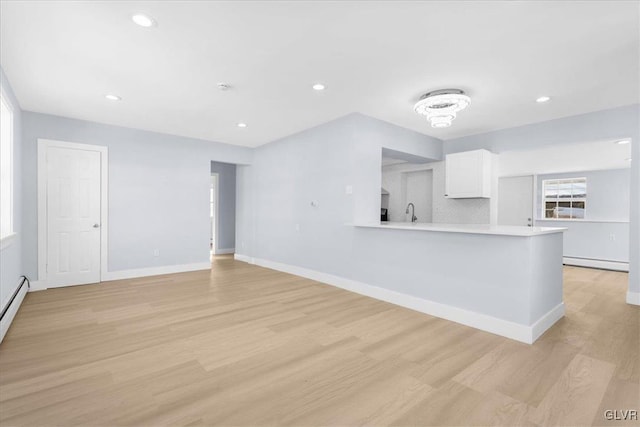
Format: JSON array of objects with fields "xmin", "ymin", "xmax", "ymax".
[
  {"xmin": 210, "ymin": 161, "xmax": 236, "ymax": 252},
  {"xmin": 236, "ymin": 113, "xmax": 443, "ymax": 271},
  {"xmin": 0, "ymin": 67, "xmax": 22, "ymax": 308},
  {"xmin": 21, "ymin": 112, "xmax": 251, "ymax": 279},
  {"xmin": 238, "ymin": 114, "xmax": 360, "ymax": 270},
  {"xmin": 445, "ymin": 104, "xmax": 640, "ymax": 295}
]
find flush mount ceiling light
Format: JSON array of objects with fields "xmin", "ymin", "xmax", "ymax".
[
  {"xmin": 413, "ymin": 89, "xmax": 470, "ymax": 128},
  {"xmin": 217, "ymin": 82, "xmax": 232, "ymax": 91},
  {"xmin": 132, "ymin": 13, "xmax": 156, "ymax": 28},
  {"xmin": 536, "ymin": 96, "xmax": 551, "ymax": 103},
  {"xmin": 312, "ymin": 83, "xmax": 326, "ymax": 91},
  {"xmin": 237, "ymin": 122, "xmax": 247, "ymax": 128},
  {"xmin": 105, "ymin": 94, "xmax": 121, "ymax": 101},
  {"xmin": 616, "ymin": 139, "xmax": 630, "ymax": 145}
]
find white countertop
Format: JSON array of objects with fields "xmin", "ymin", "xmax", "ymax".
[{"xmin": 353, "ymin": 222, "xmax": 566, "ymax": 236}]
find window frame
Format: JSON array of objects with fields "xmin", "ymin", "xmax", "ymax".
[
  {"xmin": 0, "ymin": 86, "xmax": 15, "ymax": 248},
  {"xmin": 541, "ymin": 177, "xmax": 587, "ymax": 220}
]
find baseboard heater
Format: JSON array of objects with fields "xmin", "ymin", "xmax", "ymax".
[
  {"xmin": 562, "ymin": 257, "xmax": 629, "ymax": 272},
  {"xmin": 0, "ymin": 276, "xmax": 30, "ymax": 342}
]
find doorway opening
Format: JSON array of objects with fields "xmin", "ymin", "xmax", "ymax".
[{"xmin": 210, "ymin": 161, "xmax": 237, "ymax": 260}]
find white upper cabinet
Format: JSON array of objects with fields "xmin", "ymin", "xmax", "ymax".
[{"xmin": 445, "ymin": 149, "xmax": 493, "ymax": 198}]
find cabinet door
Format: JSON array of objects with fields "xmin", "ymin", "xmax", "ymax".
[{"xmin": 445, "ymin": 150, "xmax": 486, "ymax": 198}]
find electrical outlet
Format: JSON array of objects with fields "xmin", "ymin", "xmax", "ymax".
[
  {"xmin": 345, "ymin": 185, "xmax": 353, "ymax": 195},
  {"xmin": 609, "ymin": 234, "xmax": 616, "ymax": 241},
  {"xmin": 153, "ymin": 249, "xmax": 160, "ymax": 257},
  {"xmin": 295, "ymin": 223, "xmax": 300, "ymax": 232}
]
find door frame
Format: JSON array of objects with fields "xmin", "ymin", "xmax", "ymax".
[
  {"xmin": 210, "ymin": 173, "xmax": 219, "ymax": 255},
  {"xmin": 37, "ymin": 139, "xmax": 109, "ymax": 286}
]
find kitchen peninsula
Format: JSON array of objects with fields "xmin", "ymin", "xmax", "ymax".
[{"xmin": 349, "ymin": 222, "xmax": 566, "ymax": 344}]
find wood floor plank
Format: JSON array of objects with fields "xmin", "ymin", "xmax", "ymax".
[
  {"xmin": 528, "ymin": 354, "xmax": 616, "ymax": 426},
  {"xmin": 453, "ymin": 340, "xmax": 581, "ymax": 407}
]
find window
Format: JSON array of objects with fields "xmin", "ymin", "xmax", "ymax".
[
  {"xmin": 1, "ymin": 90, "xmax": 14, "ymax": 241},
  {"xmin": 542, "ymin": 177, "xmax": 586, "ymax": 219}
]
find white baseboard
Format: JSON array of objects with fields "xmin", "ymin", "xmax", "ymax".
[
  {"xmin": 234, "ymin": 255, "xmax": 560, "ymax": 344},
  {"xmin": 214, "ymin": 248, "xmax": 235, "ymax": 255},
  {"xmin": 1, "ymin": 279, "xmax": 29, "ymax": 343},
  {"xmin": 563, "ymin": 257, "xmax": 629, "ymax": 272},
  {"xmin": 531, "ymin": 303, "xmax": 566, "ymax": 342},
  {"xmin": 28, "ymin": 280, "xmax": 47, "ymax": 292},
  {"xmin": 27, "ymin": 262, "xmax": 211, "ymax": 290},
  {"xmin": 102, "ymin": 262, "xmax": 211, "ymax": 282},
  {"xmin": 627, "ymin": 291, "xmax": 640, "ymax": 306},
  {"xmin": 234, "ymin": 253, "xmax": 254, "ymax": 263}
]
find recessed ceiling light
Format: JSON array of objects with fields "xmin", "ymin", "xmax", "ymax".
[
  {"xmin": 132, "ymin": 13, "xmax": 156, "ymax": 28},
  {"xmin": 237, "ymin": 123, "xmax": 247, "ymax": 128},
  {"xmin": 312, "ymin": 83, "xmax": 326, "ymax": 91},
  {"xmin": 536, "ymin": 96, "xmax": 551, "ymax": 103},
  {"xmin": 217, "ymin": 83, "xmax": 231, "ymax": 91},
  {"xmin": 105, "ymin": 94, "xmax": 121, "ymax": 101},
  {"xmin": 616, "ymin": 139, "xmax": 630, "ymax": 145}
]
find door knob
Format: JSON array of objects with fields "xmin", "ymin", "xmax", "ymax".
[{"xmin": 93, "ymin": 223, "xmax": 100, "ymax": 228}]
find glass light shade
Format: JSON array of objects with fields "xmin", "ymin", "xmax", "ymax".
[
  {"xmin": 429, "ymin": 115, "xmax": 454, "ymax": 128},
  {"xmin": 414, "ymin": 92, "xmax": 470, "ymax": 128}
]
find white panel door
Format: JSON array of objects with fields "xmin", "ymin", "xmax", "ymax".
[
  {"xmin": 498, "ymin": 175, "xmax": 534, "ymax": 226},
  {"xmin": 46, "ymin": 147, "xmax": 102, "ymax": 287}
]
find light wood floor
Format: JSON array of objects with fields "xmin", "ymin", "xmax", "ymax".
[{"xmin": 0, "ymin": 256, "xmax": 638, "ymax": 426}]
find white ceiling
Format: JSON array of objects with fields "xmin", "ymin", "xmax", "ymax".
[{"xmin": 1, "ymin": 1, "xmax": 638, "ymax": 147}]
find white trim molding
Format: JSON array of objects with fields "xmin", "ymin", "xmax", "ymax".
[
  {"xmin": 28, "ymin": 263, "xmax": 211, "ymax": 289},
  {"xmin": 0, "ymin": 88, "xmax": 15, "ymax": 246},
  {"xmin": 37, "ymin": 139, "xmax": 109, "ymax": 287},
  {"xmin": 531, "ymin": 303, "xmax": 566, "ymax": 342},
  {"xmin": 211, "ymin": 173, "xmax": 220, "ymax": 254},
  {"xmin": 102, "ymin": 262, "xmax": 211, "ymax": 282},
  {"xmin": 563, "ymin": 257, "xmax": 629, "ymax": 272},
  {"xmin": 28, "ymin": 281, "xmax": 48, "ymax": 292},
  {"xmin": 627, "ymin": 291, "xmax": 640, "ymax": 306},
  {"xmin": 234, "ymin": 255, "xmax": 562, "ymax": 344},
  {"xmin": 0, "ymin": 279, "xmax": 28, "ymax": 343}
]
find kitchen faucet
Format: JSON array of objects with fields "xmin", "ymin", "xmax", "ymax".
[{"xmin": 405, "ymin": 203, "xmax": 417, "ymax": 223}]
